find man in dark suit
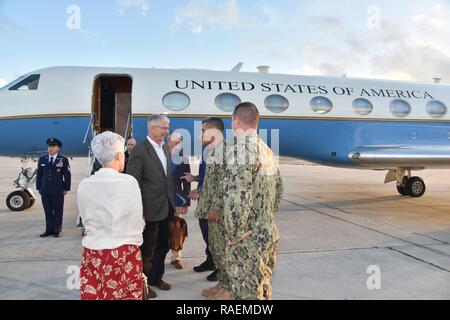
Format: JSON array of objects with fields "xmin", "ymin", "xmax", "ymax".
[
  {"xmin": 36, "ymin": 138, "xmax": 71, "ymax": 238},
  {"xmin": 127, "ymin": 115, "xmax": 174, "ymax": 299},
  {"xmin": 167, "ymin": 133, "xmax": 191, "ymax": 269},
  {"xmin": 124, "ymin": 137, "xmax": 136, "ymax": 173}
]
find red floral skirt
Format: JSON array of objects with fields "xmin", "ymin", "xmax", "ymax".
[{"xmin": 80, "ymin": 244, "xmax": 144, "ymax": 300}]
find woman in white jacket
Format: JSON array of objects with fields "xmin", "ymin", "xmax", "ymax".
[{"xmin": 78, "ymin": 131, "xmax": 145, "ymax": 300}]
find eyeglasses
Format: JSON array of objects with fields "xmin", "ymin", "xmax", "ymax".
[{"xmin": 154, "ymin": 126, "xmax": 170, "ymax": 131}]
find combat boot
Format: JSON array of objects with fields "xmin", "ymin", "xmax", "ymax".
[
  {"xmin": 207, "ymin": 288, "xmax": 234, "ymax": 300},
  {"xmin": 201, "ymin": 282, "xmax": 222, "ymax": 297}
]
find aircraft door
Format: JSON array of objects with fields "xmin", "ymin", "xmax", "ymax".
[{"xmin": 92, "ymin": 75, "xmax": 133, "ymax": 138}]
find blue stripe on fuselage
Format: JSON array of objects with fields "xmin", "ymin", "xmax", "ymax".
[
  {"xmin": 0, "ymin": 117, "xmax": 91, "ymax": 157},
  {"xmin": 1, "ymin": 116, "xmax": 449, "ymax": 168}
]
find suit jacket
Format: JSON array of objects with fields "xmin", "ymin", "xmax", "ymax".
[
  {"xmin": 36, "ymin": 155, "xmax": 71, "ymax": 194},
  {"xmin": 172, "ymin": 155, "xmax": 191, "ymax": 207},
  {"xmin": 127, "ymin": 139, "xmax": 174, "ymax": 222},
  {"xmin": 124, "ymin": 150, "xmax": 130, "ymax": 173}
]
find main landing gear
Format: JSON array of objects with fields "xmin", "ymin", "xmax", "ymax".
[{"xmin": 395, "ymin": 169, "xmax": 426, "ymax": 198}]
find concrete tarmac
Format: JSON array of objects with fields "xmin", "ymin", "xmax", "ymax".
[{"xmin": 0, "ymin": 156, "xmax": 449, "ymax": 300}]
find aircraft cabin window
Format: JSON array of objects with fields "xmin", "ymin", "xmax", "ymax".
[
  {"xmin": 265, "ymin": 94, "xmax": 289, "ymax": 113},
  {"xmin": 390, "ymin": 99, "xmax": 411, "ymax": 117},
  {"xmin": 426, "ymin": 100, "xmax": 447, "ymax": 118},
  {"xmin": 310, "ymin": 96, "xmax": 333, "ymax": 114},
  {"xmin": 352, "ymin": 98, "xmax": 373, "ymax": 116},
  {"xmin": 162, "ymin": 91, "xmax": 190, "ymax": 111},
  {"xmin": 215, "ymin": 93, "xmax": 241, "ymax": 112},
  {"xmin": 9, "ymin": 74, "xmax": 40, "ymax": 91}
]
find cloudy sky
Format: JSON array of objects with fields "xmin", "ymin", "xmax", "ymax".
[{"xmin": 1, "ymin": 0, "xmax": 450, "ymax": 87}]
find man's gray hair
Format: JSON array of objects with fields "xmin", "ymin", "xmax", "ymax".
[
  {"xmin": 91, "ymin": 131, "xmax": 125, "ymax": 165},
  {"xmin": 148, "ymin": 114, "xmax": 170, "ymax": 129}
]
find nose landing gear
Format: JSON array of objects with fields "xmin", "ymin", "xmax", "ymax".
[
  {"xmin": 6, "ymin": 189, "xmax": 36, "ymax": 211},
  {"xmin": 6, "ymin": 157, "xmax": 38, "ymax": 212}
]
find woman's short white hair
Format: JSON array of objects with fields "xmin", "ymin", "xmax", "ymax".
[{"xmin": 91, "ymin": 131, "xmax": 125, "ymax": 165}]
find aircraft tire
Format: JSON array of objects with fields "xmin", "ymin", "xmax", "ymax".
[
  {"xmin": 24, "ymin": 190, "xmax": 36, "ymax": 209},
  {"xmin": 396, "ymin": 185, "xmax": 410, "ymax": 196},
  {"xmin": 28, "ymin": 198, "xmax": 36, "ymax": 209},
  {"xmin": 396, "ymin": 176, "xmax": 410, "ymax": 196},
  {"xmin": 6, "ymin": 191, "xmax": 31, "ymax": 212},
  {"xmin": 406, "ymin": 177, "xmax": 426, "ymax": 198}
]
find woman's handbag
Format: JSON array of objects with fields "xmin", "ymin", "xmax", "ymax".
[{"xmin": 169, "ymin": 215, "xmax": 188, "ymax": 251}]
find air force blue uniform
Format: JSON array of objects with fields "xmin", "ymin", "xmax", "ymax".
[{"xmin": 36, "ymin": 154, "xmax": 71, "ymax": 234}]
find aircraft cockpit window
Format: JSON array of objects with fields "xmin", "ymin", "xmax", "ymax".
[
  {"xmin": 162, "ymin": 91, "xmax": 190, "ymax": 111},
  {"xmin": 352, "ymin": 98, "xmax": 373, "ymax": 115},
  {"xmin": 390, "ymin": 99, "xmax": 411, "ymax": 117},
  {"xmin": 265, "ymin": 95, "xmax": 289, "ymax": 113},
  {"xmin": 310, "ymin": 96, "xmax": 333, "ymax": 114},
  {"xmin": 9, "ymin": 74, "xmax": 40, "ymax": 91},
  {"xmin": 215, "ymin": 93, "xmax": 241, "ymax": 112},
  {"xmin": 426, "ymin": 100, "xmax": 447, "ymax": 118}
]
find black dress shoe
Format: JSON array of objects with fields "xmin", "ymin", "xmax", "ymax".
[
  {"xmin": 53, "ymin": 233, "xmax": 61, "ymax": 238},
  {"xmin": 150, "ymin": 280, "xmax": 171, "ymax": 291},
  {"xmin": 207, "ymin": 269, "xmax": 219, "ymax": 282},
  {"xmin": 40, "ymin": 232, "xmax": 53, "ymax": 238},
  {"xmin": 193, "ymin": 260, "xmax": 216, "ymax": 273},
  {"xmin": 146, "ymin": 286, "xmax": 157, "ymax": 299}
]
